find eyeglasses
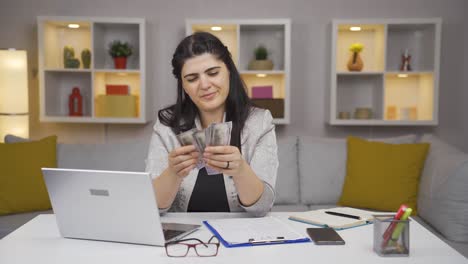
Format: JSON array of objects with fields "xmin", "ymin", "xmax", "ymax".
[{"xmin": 165, "ymin": 236, "xmax": 220, "ymax": 257}]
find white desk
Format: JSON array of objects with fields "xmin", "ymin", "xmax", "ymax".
[{"xmin": 0, "ymin": 212, "xmax": 466, "ymax": 264}]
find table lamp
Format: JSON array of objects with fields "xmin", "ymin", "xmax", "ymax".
[{"xmin": 0, "ymin": 49, "xmax": 29, "ymax": 142}]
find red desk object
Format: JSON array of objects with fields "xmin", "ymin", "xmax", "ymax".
[{"xmin": 69, "ymin": 87, "xmax": 83, "ymax": 116}]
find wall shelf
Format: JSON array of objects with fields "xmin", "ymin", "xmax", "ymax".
[
  {"xmin": 186, "ymin": 19, "xmax": 291, "ymax": 124},
  {"xmin": 38, "ymin": 16, "xmax": 149, "ymax": 123},
  {"xmin": 330, "ymin": 18, "xmax": 441, "ymax": 126}
]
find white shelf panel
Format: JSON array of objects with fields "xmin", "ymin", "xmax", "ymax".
[
  {"xmin": 40, "ymin": 116, "xmax": 146, "ymax": 124},
  {"xmin": 385, "ymin": 71, "xmax": 433, "ymax": 76},
  {"xmin": 336, "ymin": 71, "xmax": 383, "ymax": 75},
  {"xmin": 45, "ymin": 68, "xmax": 92, "ymax": 73},
  {"xmin": 94, "ymin": 69, "xmax": 140, "ymax": 73},
  {"xmin": 330, "ymin": 119, "xmax": 437, "ymax": 126},
  {"xmin": 240, "ymin": 70, "xmax": 285, "ymax": 75}
]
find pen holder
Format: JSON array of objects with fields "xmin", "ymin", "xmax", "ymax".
[{"xmin": 373, "ymin": 215, "xmax": 410, "ymax": 257}]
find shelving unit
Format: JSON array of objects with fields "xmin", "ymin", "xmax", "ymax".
[
  {"xmin": 186, "ymin": 19, "xmax": 291, "ymax": 124},
  {"xmin": 37, "ymin": 16, "xmax": 149, "ymax": 123},
  {"xmin": 330, "ymin": 18, "xmax": 441, "ymax": 126}
]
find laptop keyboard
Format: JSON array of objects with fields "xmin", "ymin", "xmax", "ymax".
[{"xmin": 163, "ymin": 229, "xmax": 185, "ymax": 240}]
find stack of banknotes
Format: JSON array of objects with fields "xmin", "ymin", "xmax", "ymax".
[{"xmin": 176, "ymin": 121, "xmax": 232, "ymax": 175}]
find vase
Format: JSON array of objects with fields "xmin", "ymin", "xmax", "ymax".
[
  {"xmin": 347, "ymin": 52, "xmax": 363, "ymax": 71},
  {"xmin": 248, "ymin": 59, "xmax": 274, "ymax": 70},
  {"xmin": 114, "ymin": 57, "xmax": 127, "ymax": 69}
]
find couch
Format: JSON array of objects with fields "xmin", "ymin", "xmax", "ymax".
[{"xmin": 1, "ymin": 134, "xmax": 467, "ymax": 257}]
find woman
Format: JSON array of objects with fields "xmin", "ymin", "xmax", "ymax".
[{"xmin": 145, "ymin": 32, "xmax": 278, "ymax": 217}]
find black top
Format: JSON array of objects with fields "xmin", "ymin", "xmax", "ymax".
[{"xmin": 187, "ymin": 168, "xmax": 230, "ymax": 212}]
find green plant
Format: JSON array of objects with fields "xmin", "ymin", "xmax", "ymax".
[
  {"xmin": 108, "ymin": 40, "xmax": 133, "ymax": 58},
  {"xmin": 254, "ymin": 45, "xmax": 268, "ymax": 60}
]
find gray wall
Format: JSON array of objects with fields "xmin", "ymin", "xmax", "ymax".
[{"xmin": 1, "ymin": 0, "xmax": 466, "ymax": 151}]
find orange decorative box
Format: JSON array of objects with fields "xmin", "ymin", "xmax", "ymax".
[{"xmin": 106, "ymin": 85, "xmax": 129, "ymax": 95}]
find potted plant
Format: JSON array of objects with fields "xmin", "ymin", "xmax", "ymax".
[
  {"xmin": 347, "ymin": 43, "xmax": 364, "ymax": 71},
  {"xmin": 248, "ymin": 45, "xmax": 274, "ymax": 70},
  {"xmin": 108, "ymin": 40, "xmax": 133, "ymax": 69}
]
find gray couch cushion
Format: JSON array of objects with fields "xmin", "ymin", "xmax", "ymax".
[
  {"xmin": 413, "ymin": 216, "xmax": 468, "ymax": 258},
  {"xmin": 298, "ymin": 137, "xmax": 347, "ymax": 205},
  {"xmin": 58, "ymin": 140, "xmax": 149, "ymax": 172},
  {"xmin": 418, "ymin": 134, "xmax": 468, "ymax": 242},
  {"xmin": 274, "ymin": 136, "xmax": 299, "ymax": 204},
  {"xmin": 298, "ymin": 135, "xmax": 418, "ymax": 205},
  {"xmin": 271, "ymin": 204, "xmax": 308, "ymax": 212}
]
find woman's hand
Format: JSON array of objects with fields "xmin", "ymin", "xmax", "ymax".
[
  {"xmin": 168, "ymin": 145, "xmax": 199, "ymax": 178},
  {"xmin": 203, "ymin": 146, "xmax": 246, "ymax": 177}
]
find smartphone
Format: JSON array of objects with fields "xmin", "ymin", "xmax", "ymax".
[{"xmin": 306, "ymin": 227, "xmax": 345, "ymax": 245}]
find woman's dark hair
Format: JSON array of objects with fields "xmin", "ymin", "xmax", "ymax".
[{"xmin": 159, "ymin": 32, "xmax": 253, "ymax": 149}]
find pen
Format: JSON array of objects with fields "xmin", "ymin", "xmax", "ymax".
[
  {"xmin": 381, "ymin": 204, "xmax": 408, "ymax": 249},
  {"xmin": 390, "ymin": 208, "xmax": 412, "ymax": 242},
  {"xmin": 325, "ymin": 211, "xmax": 361, "ymax": 220},
  {"xmin": 249, "ymin": 237, "xmax": 286, "ymax": 244}
]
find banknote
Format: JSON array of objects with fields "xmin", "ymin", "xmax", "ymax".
[
  {"xmin": 205, "ymin": 121, "xmax": 232, "ymax": 175},
  {"xmin": 176, "ymin": 128, "xmax": 197, "ymax": 146},
  {"xmin": 210, "ymin": 122, "xmax": 232, "ymax": 146},
  {"xmin": 192, "ymin": 130, "xmax": 206, "ymax": 169}
]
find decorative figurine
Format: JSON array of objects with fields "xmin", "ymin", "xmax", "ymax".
[
  {"xmin": 81, "ymin": 49, "xmax": 91, "ymax": 69},
  {"xmin": 63, "ymin": 45, "xmax": 81, "ymax": 68},
  {"xmin": 400, "ymin": 49, "xmax": 412, "ymax": 71},
  {"xmin": 63, "ymin": 45, "xmax": 75, "ymax": 67},
  {"xmin": 69, "ymin": 87, "xmax": 83, "ymax": 116}
]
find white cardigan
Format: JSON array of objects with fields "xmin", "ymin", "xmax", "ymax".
[{"xmin": 145, "ymin": 108, "xmax": 278, "ymax": 217}]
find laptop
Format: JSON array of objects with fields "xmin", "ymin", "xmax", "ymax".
[{"xmin": 41, "ymin": 168, "xmax": 200, "ymax": 246}]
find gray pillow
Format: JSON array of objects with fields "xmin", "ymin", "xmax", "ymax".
[{"xmin": 418, "ymin": 134, "xmax": 468, "ymax": 242}]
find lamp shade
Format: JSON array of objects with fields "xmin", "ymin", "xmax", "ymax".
[{"xmin": 0, "ymin": 49, "xmax": 29, "ymax": 141}]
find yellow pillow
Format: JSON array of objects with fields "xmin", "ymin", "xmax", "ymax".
[
  {"xmin": 0, "ymin": 136, "xmax": 57, "ymax": 215},
  {"xmin": 338, "ymin": 136, "xmax": 429, "ymax": 214}
]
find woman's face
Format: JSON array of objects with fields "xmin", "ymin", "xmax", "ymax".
[{"xmin": 181, "ymin": 53, "xmax": 230, "ymax": 114}]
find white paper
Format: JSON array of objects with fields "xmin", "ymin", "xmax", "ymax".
[{"xmin": 206, "ymin": 216, "xmax": 306, "ymax": 244}]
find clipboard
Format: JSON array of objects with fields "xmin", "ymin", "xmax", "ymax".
[{"xmin": 203, "ymin": 216, "xmax": 310, "ymax": 248}]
